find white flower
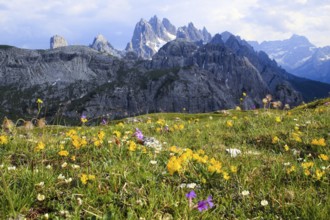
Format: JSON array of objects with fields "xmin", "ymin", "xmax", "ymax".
[
  {"xmin": 58, "ymin": 174, "xmax": 65, "ymax": 180},
  {"xmin": 65, "ymin": 178, "xmax": 72, "ymax": 183},
  {"xmin": 261, "ymin": 199, "xmax": 269, "ymax": 206},
  {"xmin": 0, "ymin": 164, "xmax": 4, "ymax": 168},
  {"xmin": 77, "ymin": 197, "xmax": 83, "ymax": 206},
  {"xmin": 71, "ymin": 164, "xmax": 80, "ymax": 169},
  {"xmin": 61, "ymin": 162, "xmax": 68, "ymax": 168},
  {"xmin": 36, "ymin": 182, "xmax": 45, "ymax": 187},
  {"xmin": 150, "ymin": 160, "xmax": 157, "ymax": 165},
  {"xmin": 226, "ymin": 148, "xmax": 241, "ymax": 157},
  {"xmin": 179, "ymin": 183, "xmax": 187, "ymax": 188},
  {"xmin": 241, "ymin": 190, "xmax": 250, "ymax": 196},
  {"xmin": 283, "ymin": 162, "xmax": 291, "ymax": 166},
  {"xmin": 44, "ymin": 213, "xmax": 49, "ymax": 219},
  {"xmin": 46, "ymin": 164, "xmax": 52, "ymax": 169},
  {"xmin": 187, "ymin": 183, "xmax": 197, "ymax": 189},
  {"xmin": 37, "ymin": 193, "xmax": 45, "ymax": 201},
  {"xmin": 7, "ymin": 166, "xmax": 16, "ymax": 171}
]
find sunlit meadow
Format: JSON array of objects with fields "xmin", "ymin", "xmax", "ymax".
[{"xmin": 0, "ymin": 97, "xmax": 329, "ymax": 219}]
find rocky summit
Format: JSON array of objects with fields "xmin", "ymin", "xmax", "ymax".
[
  {"xmin": 90, "ymin": 34, "xmax": 123, "ymax": 58},
  {"xmin": 126, "ymin": 15, "xmax": 212, "ymax": 59},
  {"xmin": 50, "ymin": 35, "xmax": 68, "ymax": 49},
  {"xmin": 1, "ymin": 32, "xmax": 330, "ymax": 123}
]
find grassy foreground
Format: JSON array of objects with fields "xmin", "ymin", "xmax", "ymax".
[{"xmin": 0, "ymin": 98, "xmax": 329, "ymax": 219}]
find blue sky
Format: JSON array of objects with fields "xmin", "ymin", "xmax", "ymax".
[{"xmin": 0, "ymin": 0, "xmax": 329, "ymax": 49}]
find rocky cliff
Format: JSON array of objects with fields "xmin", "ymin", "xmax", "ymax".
[
  {"xmin": 1, "ymin": 34, "xmax": 329, "ymax": 123},
  {"xmin": 50, "ymin": 35, "xmax": 68, "ymax": 49}
]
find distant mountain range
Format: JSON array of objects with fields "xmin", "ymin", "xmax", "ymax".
[
  {"xmin": 0, "ymin": 16, "xmax": 330, "ymax": 122},
  {"xmin": 250, "ymin": 35, "xmax": 330, "ymax": 83}
]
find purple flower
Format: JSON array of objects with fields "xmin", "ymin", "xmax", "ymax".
[
  {"xmin": 197, "ymin": 196, "xmax": 214, "ymax": 212},
  {"xmin": 186, "ymin": 190, "xmax": 196, "ymax": 199},
  {"xmin": 134, "ymin": 128, "xmax": 144, "ymax": 141},
  {"xmin": 101, "ymin": 119, "xmax": 107, "ymax": 125}
]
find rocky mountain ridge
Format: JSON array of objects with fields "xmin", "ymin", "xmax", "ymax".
[
  {"xmin": 1, "ymin": 33, "xmax": 330, "ymax": 123},
  {"xmin": 250, "ymin": 35, "xmax": 330, "ymax": 83}
]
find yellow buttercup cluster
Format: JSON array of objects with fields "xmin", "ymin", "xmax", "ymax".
[
  {"xmin": 80, "ymin": 173, "xmax": 95, "ymax": 185},
  {"xmin": 311, "ymin": 138, "xmax": 326, "ymax": 147}
]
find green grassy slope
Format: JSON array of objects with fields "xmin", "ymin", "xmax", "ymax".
[{"xmin": 0, "ymin": 98, "xmax": 329, "ymax": 219}]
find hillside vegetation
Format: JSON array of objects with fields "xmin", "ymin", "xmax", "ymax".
[{"xmin": 0, "ymin": 98, "xmax": 329, "ymax": 219}]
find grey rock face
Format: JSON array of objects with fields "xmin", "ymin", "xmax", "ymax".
[
  {"xmin": 50, "ymin": 35, "xmax": 68, "ymax": 49},
  {"xmin": 126, "ymin": 16, "xmax": 177, "ymax": 59},
  {"xmin": 90, "ymin": 34, "xmax": 123, "ymax": 57},
  {"xmin": 1, "ymin": 35, "xmax": 329, "ymax": 123},
  {"xmin": 176, "ymin": 23, "xmax": 211, "ymax": 43}
]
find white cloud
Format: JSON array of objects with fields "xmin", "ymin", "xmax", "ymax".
[{"xmin": 0, "ymin": 0, "xmax": 329, "ymax": 48}]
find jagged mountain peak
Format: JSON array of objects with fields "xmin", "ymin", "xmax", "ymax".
[
  {"xmin": 220, "ymin": 31, "xmax": 235, "ymax": 43},
  {"xmin": 149, "ymin": 15, "xmax": 160, "ymax": 23},
  {"xmin": 209, "ymin": 34, "xmax": 224, "ymax": 45},
  {"xmin": 90, "ymin": 34, "xmax": 122, "ymax": 57}
]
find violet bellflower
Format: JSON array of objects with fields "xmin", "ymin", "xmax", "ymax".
[
  {"xmin": 197, "ymin": 196, "xmax": 214, "ymax": 212},
  {"xmin": 134, "ymin": 128, "xmax": 144, "ymax": 141},
  {"xmin": 186, "ymin": 190, "xmax": 196, "ymax": 208},
  {"xmin": 186, "ymin": 190, "xmax": 197, "ymax": 199}
]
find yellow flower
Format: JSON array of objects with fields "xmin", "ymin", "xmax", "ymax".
[
  {"xmin": 223, "ymin": 172, "xmax": 230, "ymax": 180},
  {"xmin": 88, "ymin": 174, "xmax": 95, "ymax": 180},
  {"xmin": 272, "ymin": 136, "xmax": 279, "ymax": 144},
  {"xmin": 98, "ymin": 131, "xmax": 105, "ymax": 140},
  {"xmin": 146, "ymin": 119, "xmax": 152, "ymax": 124},
  {"xmin": 80, "ymin": 174, "xmax": 88, "ymax": 185},
  {"xmin": 286, "ymin": 165, "xmax": 296, "ymax": 174},
  {"xmin": 235, "ymin": 106, "xmax": 241, "ymax": 111},
  {"xmin": 311, "ymin": 138, "xmax": 326, "ymax": 147},
  {"xmin": 301, "ymin": 162, "xmax": 314, "ymax": 169},
  {"xmin": 226, "ymin": 120, "xmax": 233, "ymax": 127},
  {"xmin": 304, "ymin": 169, "xmax": 311, "ymax": 176},
  {"xmin": 275, "ymin": 117, "xmax": 281, "ymax": 123},
  {"xmin": 80, "ymin": 116, "xmax": 88, "ymax": 124},
  {"xmin": 71, "ymin": 156, "xmax": 76, "ymax": 161},
  {"xmin": 284, "ymin": 144, "xmax": 290, "ymax": 151},
  {"xmin": 36, "ymin": 98, "xmax": 43, "ymax": 104},
  {"xmin": 156, "ymin": 119, "xmax": 166, "ymax": 126},
  {"xmin": 314, "ymin": 169, "xmax": 325, "ymax": 180},
  {"xmin": 93, "ymin": 138, "xmax": 102, "ymax": 147},
  {"xmin": 292, "ymin": 132, "xmax": 302, "ymax": 142},
  {"xmin": 35, "ymin": 141, "xmax": 45, "ymax": 152},
  {"xmin": 167, "ymin": 156, "xmax": 182, "ymax": 175},
  {"xmin": 66, "ymin": 129, "xmax": 77, "ymax": 138},
  {"xmin": 0, "ymin": 135, "xmax": 8, "ymax": 144},
  {"xmin": 129, "ymin": 141, "xmax": 137, "ymax": 152},
  {"xmin": 230, "ymin": 166, "xmax": 238, "ymax": 173},
  {"xmin": 243, "ymin": 92, "xmax": 247, "ymax": 97},
  {"xmin": 113, "ymin": 130, "xmax": 121, "ymax": 138},
  {"xmin": 58, "ymin": 150, "xmax": 69, "ymax": 157},
  {"xmin": 197, "ymin": 149, "xmax": 205, "ymax": 155},
  {"xmin": 117, "ymin": 122, "xmax": 124, "ymax": 128},
  {"xmin": 319, "ymin": 154, "xmax": 329, "ymax": 161}
]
